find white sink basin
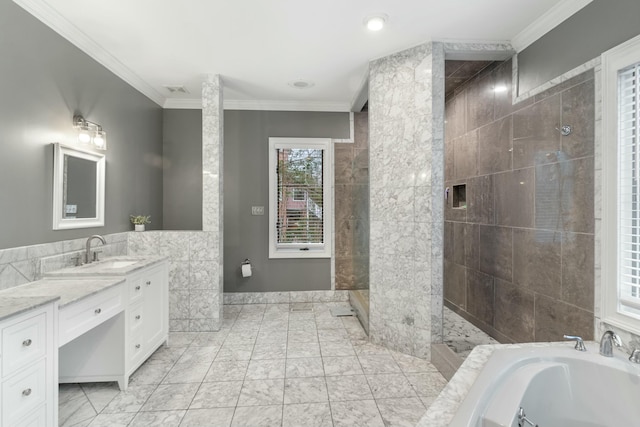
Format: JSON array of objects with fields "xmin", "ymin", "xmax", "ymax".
[{"xmin": 97, "ymin": 260, "xmax": 138, "ymax": 269}]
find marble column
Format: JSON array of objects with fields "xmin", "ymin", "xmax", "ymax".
[
  {"xmin": 368, "ymin": 42, "xmax": 445, "ymax": 358},
  {"xmin": 202, "ymin": 74, "xmax": 224, "ymax": 330}
]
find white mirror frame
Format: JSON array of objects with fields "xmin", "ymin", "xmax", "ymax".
[{"xmin": 52, "ymin": 143, "xmax": 105, "ymax": 230}]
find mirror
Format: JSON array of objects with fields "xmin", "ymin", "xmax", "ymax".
[{"xmin": 53, "ymin": 143, "xmax": 105, "ymax": 230}]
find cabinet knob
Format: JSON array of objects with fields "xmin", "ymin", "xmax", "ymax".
[
  {"xmin": 135, "ymin": 344, "xmax": 141, "ymax": 349},
  {"xmin": 135, "ymin": 285, "xmax": 141, "ymax": 291},
  {"xmin": 22, "ymin": 388, "xmax": 32, "ymax": 397},
  {"xmin": 95, "ymin": 308, "xmax": 102, "ymax": 314},
  {"xmin": 135, "ymin": 315, "xmax": 141, "ymax": 320},
  {"xmin": 146, "ymin": 280, "xmax": 151, "ymax": 286},
  {"xmin": 22, "ymin": 339, "xmax": 32, "ymax": 347}
]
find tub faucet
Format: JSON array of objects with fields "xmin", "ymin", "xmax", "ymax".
[
  {"xmin": 85, "ymin": 235, "xmax": 106, "ymax": 264},
  {"xmin": 599, "ymin": 330, "xmax": 622, "ymax": 357}
]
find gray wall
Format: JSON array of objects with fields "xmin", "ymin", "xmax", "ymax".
[
  {"xmin": 517, "ymin": 0, "xmax": 640, "ymax": 94},
  {"xmin": 224, "ymin": 110, "xmax": 350, "ymax": 293},
  {"xmin": 162, "ymin": 109, "xmax": 203, "ymax": 230},
  {"xmin": 0, "ymin": 1, "xmax": 163, "ymax": 250}
]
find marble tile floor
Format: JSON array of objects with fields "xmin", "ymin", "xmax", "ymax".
[
  {"xmin": 59, "ymin": 302, "xmax": 448, "ymax": 427},
  {"xmin": 443, "ymin": 307, "xmax": 499, "ymax": 360}
]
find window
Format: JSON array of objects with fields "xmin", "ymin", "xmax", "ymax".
[
  {"xmin": 602, "ymin": 34, "xmax": 640, "ymax": 334},
  {"xmin": 268, "ymin": 138, "xmax": 332, "ymax": 258}
]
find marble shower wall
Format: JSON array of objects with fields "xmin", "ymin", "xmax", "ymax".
[
  {"xmin": 444, "ymin": 59, "xmax": 595, "ymax": 342},
  {"xmin": 368, "ymin": 42, "xmax": 445, "ymax": 358},
  {"xmin": 335, "ymin": 112, "xmax": 370, "ymax": 290}
]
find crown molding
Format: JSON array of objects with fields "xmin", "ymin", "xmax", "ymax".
[
  {"xmin": 163, "ymin": 98, "xmax": 202, "ymax": 109},
  {"xmin": 511, "ymin": 0, "xmax": 593, "ymax": 52},
  {"xmin": 14, "ymin": 0, "xmax": 166, "ymax": 106},
  {"xmin": 223, "ymin": 99, "xmax": 351, "ymax": 112}
]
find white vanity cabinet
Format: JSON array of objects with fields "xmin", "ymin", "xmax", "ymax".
[
  {"xmin": 123, "ymin": 262, "xmax": 168, "ymax": 382},
  {"xmin": 0, "ymin": 301, "xmax": 57, "ymax": 427},
  {"xmin": 56, "ymin": 259, "xmax": 168, "ymax": 390}
]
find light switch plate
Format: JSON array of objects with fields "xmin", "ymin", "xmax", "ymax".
[{"xmin": 251, "ymin": 206, "xmax": 265, "ymax": 216}]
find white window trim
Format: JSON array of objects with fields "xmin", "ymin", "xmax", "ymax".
[
  {"xmin": 601, "ymin": 33, "xmax": 640, "ymax": 335},
  {"xmin": 268, "ymin": 137, "xmax": 333, "ymax": 259}
]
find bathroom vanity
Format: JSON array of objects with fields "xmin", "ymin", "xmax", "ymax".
[
  {"xmin": 0, "ymin": 256, "xmax": 168, "ymax": 426},
  {"xmin": 45, "ymin": 256, "xmax": 169, "ymax": 390}
]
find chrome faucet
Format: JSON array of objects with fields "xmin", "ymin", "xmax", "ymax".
[
  {"xmin": 599, "ymin": 330, "xmax": 622, "ymax": 357},
  {"xmin": 85, "ymin": 235, "xmax": 106, "ymax": 264}
]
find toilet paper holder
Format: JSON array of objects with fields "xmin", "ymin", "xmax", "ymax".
[{"xmin": 242, "ymin": 258, "xmax": 251, "ymax": 265}]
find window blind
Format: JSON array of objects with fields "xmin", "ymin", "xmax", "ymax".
[
  {"xmin": 618, "ymin": 62, "xmax": 640, "ymax": 316},
  {"xmin": 275, "ymin": 148, "xmax": 324, "ymax": 246}
]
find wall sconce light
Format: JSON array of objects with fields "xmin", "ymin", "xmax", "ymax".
[{"xmin": 73, "ymin": 115, "xmax": 107, "ymax": 150}]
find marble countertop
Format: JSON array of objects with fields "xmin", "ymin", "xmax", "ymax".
[
  {"xmin": 417, "ymin": 342, "xmax": 571, "ymax": 427},
  {"xmin": 0, "ymin": 277, "xmax": 125, "ymax": 311},
  {"xmin": 0, "ymin": 295, "xmax": 60, "ymax": 321},
  {"xmin": 45, "ymin": 256, "xmax": 167, "ymax": 277}
]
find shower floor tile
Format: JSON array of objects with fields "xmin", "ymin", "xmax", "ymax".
[{"xmin": 61, "ymin": 302, "xmax": 448, "ymax": 427}]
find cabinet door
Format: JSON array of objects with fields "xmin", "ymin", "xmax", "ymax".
[{"xmin": 142, "ymin": 264, "xmax": 167, "ymax": 348}]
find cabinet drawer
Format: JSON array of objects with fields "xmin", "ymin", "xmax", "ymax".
[
  {"xmin": 59, "ymin": 284, "xmax": 124, "ymax": 346},
  {"xmin": 128, "ymin": 278, "xmax": 144, "ymax": 304},
  {"xmin": 14, "ymin": 403, "xmax": 47, "ymax": 427},
  {"xmin": 129, "ymin": 332, "xmax": 145, "ymax": 365},
  {"xmin": 129, "ymin": 303, "xmax": 144, "ymax": 334},
  {"xmin": 2, "ymin": 359, "xmax": 46, "ymax": 426},
  {"xmin": 2, "ymin": 313, "xmax": 46, "ymax": 377}
]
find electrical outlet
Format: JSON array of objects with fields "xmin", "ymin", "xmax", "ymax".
[{"xmin": 251, "ymin": 206, "xmax": 264, "ymax": 216}]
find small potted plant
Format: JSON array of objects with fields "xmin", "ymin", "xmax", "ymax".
[{"xmin": 130, "ymin": 215, "xmax": 151, "ymax": 232}]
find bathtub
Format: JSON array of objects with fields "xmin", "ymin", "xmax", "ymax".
[{"xmin": 447, "ymin": 342, "xmax": 640, "ymax": 427}]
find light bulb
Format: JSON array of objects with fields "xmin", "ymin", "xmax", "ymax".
[
  {"xmin": 78, "ymin": 126, "xmax": 91, "ymax": 144},
  {"xmin": 365, "ymin": 15, "xmax": 387, "ymax": 31},
  {"xmin": 93, "ymin": 130, "xmax": 107, "ymax": 150}
]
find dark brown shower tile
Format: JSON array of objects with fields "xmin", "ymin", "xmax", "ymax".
[
  {"xmin": 535, "ymin": 157, "xmax": 594, "ymax": 233},
  {"xmin": 352, "ymin": 256, "xmax": 369, "ymax": 290},
  {"xmin": 493, "ymin": 59, "xmax": 514, "ymax": 120},
  {"xmin": 479, "ymin": 225, "xmax": 513, "ymax": 282},
  {"xmin": 453, "ymin": 222, "xmax": 465, "ymax": 265},
  {"xmin": 494, "ymin": 280, "xmax": 535, "ymax": 342},
  {"xmin": 445, "ymin": 93, "xmax": 466, "ymax": 141},
  {"xmin": 561, "ymin": 79, "xmax": 595, "ymax": 160},
  {"xmin": 335, "ymin": 219, "xmax": 353, "ymax": 258},
  {"xmin": 466, "ymin": 73, "xmax": 495, "ymax": 131},
  {"xmin": 335, "ymin": 147, "xmax": 354, "ymax": 184},
  {"xmin": 494, "ymin": 168, "xmax": 534, "ymax": 228},
  {"xmin": 467, "ymin": 175, "xmax": 494, "ymax": 225},
  {"xmin": 512, "ymin": 94, "xmax": 561, "ymax": 169},
  {"xmin": 353, "ymin": 149, "xmax": 369, "ymax": 184},
  {"xmin": 512, "ymin": 229, "xmax": 561, "ymax": 298},
  {"xmin": 445, "ymin": 137, "xmax": 455, "ymax": 181},
  {"xmin": 335, "ymin": 257, "xmax": 353, "ymax": 290},
  {"xmin": 354, "ymin": 112, "xmax": 369, "ymax": 149},
  {"xmin": 466, "ymin": 269, "xmax": 495, "ymax": 326},
  {"xmin": 454, "ymin": 130, "xmax": 478, "ymax": 179},
  {"xmin": 477, "ymin": 115, "xmax": 512, "ymax": 175},
  {"xmin": 534, "ymin": 70, "xmax": 594, "ymax": 102},
  {"xmin": 351, "ymin": 185, "xmax": 369, "ymax": 220},
  {"xmin": 444, "ymin": 221, "xmax": 454, "ymax": 261},
  {"xmin": 463, "ymin": 223, "xmax": 480, "ymax": 270},
  {"xmin": 335, "ymin": 184, "xmax": 353, "ymax": 221},
  {"xmin": 444, "ymin": 260, "xmax": 466, "ymax": 309},
  {"xmin": 562, "ymin": 232, "xmax": 594, "ymax": 311},
  {"xmin": 351, "ymin": 219, "xmax": 369, "ymax": 257},
  {"xmin": 534, "ymin": 295, "xmax": 594, "ymax": 342}
]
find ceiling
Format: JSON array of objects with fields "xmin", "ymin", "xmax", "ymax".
[{"xmin": 15, "ymin": 0, "xmax": 587, "ymax": 110}]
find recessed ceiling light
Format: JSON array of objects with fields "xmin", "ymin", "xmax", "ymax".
[
  {"xmin": 163, "ymin": 85, "xmax": 189, "ymax": 94},
  {"xmin": 364, "ymin": 14, "xmax": 387, "ymax": 31},
  {"xmin": 288, "ymin": 80, "xmax": 315, "ymax": 89}
]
